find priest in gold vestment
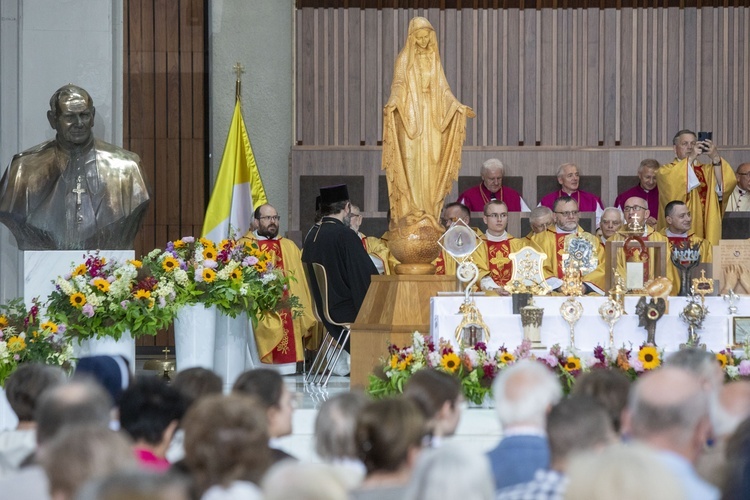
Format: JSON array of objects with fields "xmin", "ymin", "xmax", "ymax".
[
  {"xmin": 529, "ymin": 196, "xmax": 606, "ymax": 294},
  {"xmin": 433, "ymin": 203, "xmax": 489, "ymax": 287},
  {"xmin": 656, "ymin": 130, "xmax": 736, "ymax": 246},
  {"xmin": 607, "ymin": 197, "xmax": 677, "ymax": 295},
  {"xmin": 239, "ymin": 204, "xmax": 317, "ymax": 368},
  {"xmin": 349, "ymin": 204, "xmax": 392, "ymax": 274},
  {"xmin": 658, "ymin": 200, "xmax": 713, "ymax": 295},
  {"xmin": 479, "ymin": 200, "xmax": 524, "ymax": 293}
]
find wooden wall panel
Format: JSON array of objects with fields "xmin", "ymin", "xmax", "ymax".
[
  {"xmin": 124, "ymin": 0, "xmax": 209, "ymax": 350},
  {"xmin": 295, "ymin": 7, "xmax": 750, "ymax": 148}
]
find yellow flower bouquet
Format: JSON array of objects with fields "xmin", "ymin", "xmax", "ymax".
[
  {"xmin": 0, "ymin": 298, "xmax": 73, "ymax": 385},
  {"xmin": 46, "ymin": 253, "xmax": 135, "ymax": 342},
  {"xmin": 142, "ymin": 236, "xmax": 300, "ymax": 325}
]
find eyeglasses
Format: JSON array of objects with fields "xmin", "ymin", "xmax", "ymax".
[
  {"xmin": 258, "ymin": 215, "xmax": 280, "ymax": 222},
  {"xmin": 485, "ymin": 213, "xmax": 508, "ymax": 219},
  {"xmin": 441, "ymin": 216, "xmax": 460, "ymax": 225},
  {"xmin": 554, "ymin": 210, "xmax": 579, "ymax": 217},
  {"xmin": 350, "ymin": 214, "xmax": 363, "ymax": 219},
  {"xmin": 738, "ymin": 172, "xmax": 750, "ymax": 177},
  {"xmin": 623, "ymin": 206, "xmax": 647, "ymax": 212}
]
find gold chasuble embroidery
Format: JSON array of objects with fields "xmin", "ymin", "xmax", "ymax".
[{"xmin": 486, "ymin": 240, "xmax": 513, "ymax": 287}]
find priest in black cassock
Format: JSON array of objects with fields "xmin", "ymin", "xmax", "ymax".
[{"xmin": 302, "ymin": 184, "xmax": 378, "ymax": 351}]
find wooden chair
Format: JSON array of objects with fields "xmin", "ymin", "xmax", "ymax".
[{"xmin": 304, "ymin": 263, "xmax": 351, "ymax": 386}]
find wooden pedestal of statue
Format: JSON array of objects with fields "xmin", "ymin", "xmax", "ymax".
[{"xmin": 350, "ymin": 275, "xmax": 455, "ymax": 388}]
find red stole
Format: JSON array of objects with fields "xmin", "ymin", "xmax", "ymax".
[
  {"xmin": 693, "ymin": 165, "xmax": 708, "ymax": 207},
  {"xmin": 555, "ymin": 233, "xmax": 567, "ymax": 278},
  {"xmin": 435, "ymin": 250, "xmax": 446, "ymax": 275},
  {"xmin": 256, "ymin": 239, "xmax": 296, "ymax": 364}
]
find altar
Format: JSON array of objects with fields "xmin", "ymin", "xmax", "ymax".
[{"xmin": 431, "ymin": 296, "xmax": 750, "ymax": 353}]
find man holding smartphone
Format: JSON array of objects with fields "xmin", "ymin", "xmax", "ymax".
[{"xmin": 656, "ymin": 129, "xmax": 736, "ymax": 245}]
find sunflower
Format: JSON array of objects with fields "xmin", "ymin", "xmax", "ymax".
[
  {"xmin": 7, "ymin": 336, "xmax": 26, "ymax": 352},
  {"xmin": 134, "ymin": 289, "xmax": 151, "ymax": 300},
  {"xmin": 93, "ymin": 278, "xmax": 110, "ymax": 293},
  {"xmin": 564, "ymin": 356, "xmax": 582, "ymax": 372},
  {"xmin": 203, "ymin": 247, "xmax": 217, "ymax": 261},
  {"xmin": 389, "ymin": 354, "xmax": 399, "ymax": 370},
  {"xmin": 716, "ymin": 352, "xmax": 728, "ymax": 369},
  {"xmin": 397, "ymin": 354, "xmax": 414, "ymax": 371},
  {"xmin": 0, "ymin": 315, "xmax": 7, "ymax": 328},
  {"xmin": 199, "ymin": 237, "xmax": 214, "ymax": 248},
  {"xmin": 72, "ymin": 264, "xmax": 88, "ymax": 277},
  {"xmin": 202, "ymin": 268, "xmax": 217, "ymax": 283},
  {"xmin": 500, "ymin": 352, "xmax": 516, "ymax": 364},
  {"xmin": 230, "ymin": 268, "xmax": 243, "ymax": 281},
  {"xmin": 129, "ymin": 259, "xmax": 143, "ymax": 268},
  {"xmin": 638, "ymin": 346, "xmax": 661, "ymax": 370},
  {"xmin": 440, "ymin": 352, "xmax": 461, "ymax": 373},
  {"xmin": 162, "ymin": 255, "xmax": 179, "ymax": 272},
  {"xmin": 40, "ymin": 321, "xmax": 58, "ymax": 333},
  {"xmin": 69, "ymin": 293, "xmax": 86, "ymax": 308},
  {"xmin": 173, "ymin": 240, "xmax": 186, "ymax": 249}
]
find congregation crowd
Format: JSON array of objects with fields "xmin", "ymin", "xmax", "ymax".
[{"xmin": 1, "ymin": 347, "xmax": 750, "ymax": 500}]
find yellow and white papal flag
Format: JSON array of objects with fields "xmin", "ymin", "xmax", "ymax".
[{"xmin": 202, "ymin": 97, "xmax": 267, "ymax": 241}]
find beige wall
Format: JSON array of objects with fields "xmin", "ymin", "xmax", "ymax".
[{"xmin": 210, "ymin": 0, "xmax": 294, "ymax": 234}]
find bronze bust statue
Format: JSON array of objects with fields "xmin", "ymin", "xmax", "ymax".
[{"xmin": 0, "ymin": 85, "xmax": 150, "ymax": 250}]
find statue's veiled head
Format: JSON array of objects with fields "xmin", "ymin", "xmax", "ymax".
[{"xmin": 47, "ymin": 84, "xmax": 96, "ymax": 149}]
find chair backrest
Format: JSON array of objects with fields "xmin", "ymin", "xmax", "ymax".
[{"xmin": 312, "ymin": 262, "xmax": 350, "ymax": 328}]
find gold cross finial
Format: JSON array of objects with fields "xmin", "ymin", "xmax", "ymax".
[
  {"xmin": 233, "ymin": 62, "xmax": 245, "ymax": 81},
  {"xmin": 162, "ymin": 347, "xmax": 171, "ymax": 358}
]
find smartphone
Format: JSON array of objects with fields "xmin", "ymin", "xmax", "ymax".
[{"xmin": 697, "ymin": 131, "xmax": 712, "ymax": 152}]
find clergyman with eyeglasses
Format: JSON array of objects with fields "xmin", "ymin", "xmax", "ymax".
[
  {"xmin": 726, "ymin": 163, "xmax": 750, "ymax": 212},
  {"xmin": 479, "ymin": 200, "xmax": 525, "ymax": 294},
  {"xmin": 529, "ymin": 195, "xmax": 606, "ymax": 294},
  {"xmin": 607, "ymin": 196, "xmax": 675, "ymax": 293},
  {"xmin": 237, "ymin": 203, "xmax": 317, "ymax": 373}
]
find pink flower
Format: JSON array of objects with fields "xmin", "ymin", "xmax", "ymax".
[
  {"xmin": 182, "ymin": 236, "xmax": 195, "ymax": 243},
  {"xmin": 14, "ymin": 354, "xmax": 20, "ymax": 361},
  {"xmin": 540, "ymin": 354, "xmax": 558, "ymax": 368},
  {"xmin": 82, "ymin": 304, "xmax": 95, "ymax": 318},
  {"xmin": 203, "ymin": 259, "xmax": 218, "ymax": 269},
  {"xmin": 739, "ymin": 360, "xmax": 750, "ymax": 377},
  {"xmin": 629, "ymin": 357, "xmax": 644, "ymax": 373}
]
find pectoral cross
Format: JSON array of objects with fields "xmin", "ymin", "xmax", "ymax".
[{"xmin": 72, "ymin": 176, "xmax": 86, "ymax": 205}]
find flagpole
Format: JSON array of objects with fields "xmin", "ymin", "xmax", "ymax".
[{"xmin": 233, "ymin": 62, "xmax": 244, "ymax": 102}]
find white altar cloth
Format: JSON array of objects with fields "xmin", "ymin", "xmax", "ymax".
[{"xmin": 431, "ymin": 296, "xmax": 750, "ymax": 353}]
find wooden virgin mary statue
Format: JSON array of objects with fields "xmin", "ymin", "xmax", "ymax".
[{"xmin": 382, "ymin": 17, "xmax": 474, "ymax": 273}]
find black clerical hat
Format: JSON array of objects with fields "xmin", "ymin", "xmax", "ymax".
[{"xmin": 319, "ymin": 184, "xmax": 349, "ymax": 205}]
